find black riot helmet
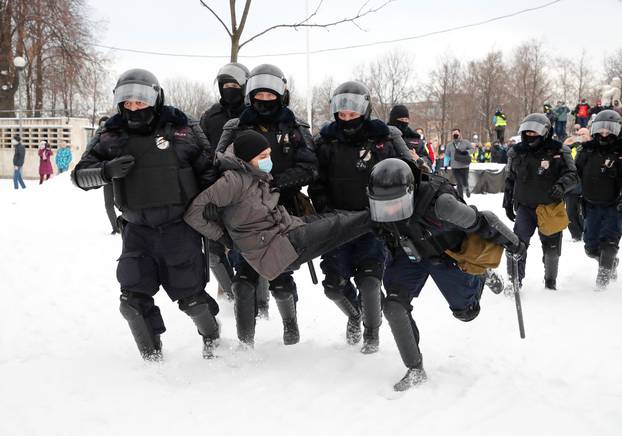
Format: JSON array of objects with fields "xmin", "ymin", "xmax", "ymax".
[
  {"xmin": 113, "ymin": 68, "xmax": 164, "ymax": 131},
  {"xmin": 216, "ymin": 62, "xmax": 250, "ymax": 106},
  {"xmin": 331, "ymin": 81, "xmax": 372, "ymax": 121},
  {"xmin": 246, "ymin": 64, "xmax": 288, "ymax": 117},
  {"xmin": 590, "ymin": 109, "xmax": 622, "ymax": 146},
  {"xmin": 518, "ymin": 113, "xmax": 551, "ymax": 148},
  {"xmin": 367, "ymin": 158, "xmax": 415, "ymax": 223}
]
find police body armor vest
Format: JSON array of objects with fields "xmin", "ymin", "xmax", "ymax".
[
  {"xmin": 113, "ymin": 133, "xmax": 198, "ymax": 210},
  {"xmin": 581, "ymin": 150, "xmax": 621, "ymax": 205},
  {"xmin": 397, "ymin": 175, "xmax": 465, "ymax": 259},
  {"xmin": 326, "ymin": 139, "xmax": 382, "ymax": 211},
  {"xmin": 513, "ymin": 146, "xmax": 564, "ymax": 207}
]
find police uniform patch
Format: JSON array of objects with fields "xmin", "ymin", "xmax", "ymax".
[{"xmin": 156, "ymin": 136, "xmax": 170, "ymax": 150}]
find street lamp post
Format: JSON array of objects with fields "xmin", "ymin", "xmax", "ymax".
[{"xmin": 13, "ymin": 56, "xmax": 27, "ymax": 134}]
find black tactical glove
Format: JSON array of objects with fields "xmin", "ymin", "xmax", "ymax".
[
  {"xmin": 505, "ymin": 205, "xmax": 516, "ymax": 222},
  {"xmin": 103, "ymin": 155, "xmax": 135, "ymax": 180},
  {"xmin": 548, "ymin": 184, "xmax": 564, "ymax": 202},
  {"xmin": 203, "ymin": 203, "xmax": 220, "ymax": 222},
  {"xmin": 506, "ymin": 239, "xmax": 527, "ymax": 260}
]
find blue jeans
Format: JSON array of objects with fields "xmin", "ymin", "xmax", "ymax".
[
  {"xmin": 13, "ymin": 166, "xmax": 26, "ymax": 189},
  {"xmin": 383, "ymin": 249, "xmax": 483, "ymax": 313},
  {"xmin": 583, "ymin": 203, "xmax": 621, "ymax": 253}
]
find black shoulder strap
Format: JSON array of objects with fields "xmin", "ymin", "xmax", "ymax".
[{"xmin": 413, "ymin": 174, "xmax": 446, "ymax": 217}]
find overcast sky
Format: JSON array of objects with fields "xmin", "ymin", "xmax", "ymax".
[{"xmin": 87, "ymin": 0, "xmax": 622, "ymax": 97}]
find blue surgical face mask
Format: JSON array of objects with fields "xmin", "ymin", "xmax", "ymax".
[{"xmin": 258, "ymin": 156, "xmax": 273, "ymax": 173}]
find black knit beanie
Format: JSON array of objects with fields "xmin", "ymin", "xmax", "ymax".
[
  {"xmin": 234, "ymin": 130, "xmax": 271, "ymax": 162},
  {"xmin": 389, "ymin": 105, "xmax": 409, "ymax": 123}
]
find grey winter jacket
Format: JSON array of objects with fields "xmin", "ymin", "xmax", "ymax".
[
  {"xmin": 553, "ymin": 105, "xmax": 571, "ymax": 122},
  {"xmin": 12, "ymin": 142, "xmax": 25, "ymax": 167},
  {"xmin": 184, "ymin": 155, "xmax": 304, "ymax": 280},
  {"xmin": 445, "ymin": 139, "xmax": 474, "ymax": 169}
]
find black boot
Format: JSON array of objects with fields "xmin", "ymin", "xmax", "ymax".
[
  {"xmin": 356, "ymin": 276, "xmax": 382, "ymax": 354},
  {"xmin": 119, "ymin": 300, "xmax": 162, "ymax": 361},
  {"xmin": 543, "ymin": 253, "xmax": 559, "ymax": 290},
  {"xmin": 330, "ymin": 296, "xmax": 361, "ymax": 345},
  {"xmin": 232, "ymin": 280, "xmax": 256, "ymax": 347},
  {"xmin": 274, "ymin": 294, "xmax": 300, "ymax": 345},
  {"xmin": 256, "ymin": 277, "xmax": 270, "ymax": 319},
  {"xmin": 383, "ymin": 296, "xmax": 424, "ymax": 390},
  {"xmin": 180, "ymin": 294, "xmax": 220, "ymax": 359}
]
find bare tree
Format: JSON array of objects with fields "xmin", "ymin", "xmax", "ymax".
[
  {"xmin": 311, "ymin": 75, "xmax": 334, "ymax": 132},
  {"xmin": 553, "ymin": 56, "xmax": 575, "ymax": 104},
  {"xmin": 163, "ymin": 77, "xmax": 215, "ymax": 119},
  {"xmin": 604, "ymin": 47, "xmax": 622, "ymax": 82},
  {"xmin": 356, "ymin": 49, "xmax": 417, "ymax": 121},
  {"xmin": 509, "ymin": 39, "xmax": 550, "ymax": 118},
  {"xmin": 574, "ymin": 49, "xmax": 594, "ymax": 102},
  {"xmin": 199, "ymin": 0, "xmax": 394, "ymax": 62},
  {"xmin": 426, "ymin": 54, "xmax": 462, "ymax": 144}
]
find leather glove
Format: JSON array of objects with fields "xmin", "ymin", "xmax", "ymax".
[
  {"xmin": 506, "ymin": 240, "xmax": 527, "ymax": 260},
  {"xmin": 203, "ymin": 203, "xmax": 220, "ymax": 222},
  {"xmin": 505, "ymin": 205, "xmax": 516, "ymax": 222},
  {"xmin": 548, "ymin": 184, "xmax": 564, "ymax": 202},
  {"xmin": 103, "ymin": 155, "xmax": 135, "ymax": 179}
]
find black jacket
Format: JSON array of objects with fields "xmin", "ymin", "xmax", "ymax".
[
  {"xmin": 379, "ymin": 171, "xmax": 518, "ymax": 261},
  {"xmin": 72, "ymin": 106, "xmax": 215, "ymax": 228},
  {"xmin": 310, "ymin": 119, "xmax": 405, "ymax": 212},
  {"xmin": 575, "ymin": 139, "xmax": 622, "ymax": 206},
  {"xmin": 12, "ymin": 142, "xmax": 25, "ymax": 167},
  {"xmin": 199, "ymin": 101, "xmax": 245, "ymax": 154},
  {"xmin": 216, "ymin": 106, "xmax": 318, "ymax": 209},
  {"xmin": 490, "ymin": 144, "xmax": 508, "ymax": 164},
  {"xmin": 504, "ymin": 138, "xmax": 578, "ymax": 209},
  {"xmin": 393, "ymin": 125, "xmax": 432, "ymax": 166}
]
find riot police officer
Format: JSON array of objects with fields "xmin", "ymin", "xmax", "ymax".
[
  {"xmin": 200, "ymin": 62, "xmax": 250, "ymax": 303},
  {"xmin": 72, "ymin": 69, "xmax": 219, "ymax": 360},
  {"xmin": 309, "ymin": 81, "xmax": 410, "ymax": 354},
  {"xmin": 503, "ymin": 113, "xmax": 578, "ymax": 290},
  {"xmin": 387, "ymin": 104, "xmax": 432, "ymax": 167},
  {"xmin": 368, "ymin": 158, "xmax": 525, "ymax": 391},
  {"xmin": 575, "ymin": 110, "xmax": 622, "ymax": 289},
  {"xmin": 216, "ymin": 64, "xmax": 318, "ymax": 347}
]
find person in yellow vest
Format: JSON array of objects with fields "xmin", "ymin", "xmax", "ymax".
[{"xmin": 493, "ymin": 108, "xmax": 507, "ymax": 143}]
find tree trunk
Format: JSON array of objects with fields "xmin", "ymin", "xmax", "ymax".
[{"xmin": 230, "ymin": 34, "xmax": 240, "ymax": 62}]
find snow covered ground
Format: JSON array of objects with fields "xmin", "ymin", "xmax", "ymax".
[{"xmin": 1, "ymin": 174, "xmax": 621, "ymax": 436}]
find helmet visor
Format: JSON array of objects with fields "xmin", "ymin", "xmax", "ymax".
[
  {"xmin": 113, "ymin": 83, "xmax": 159, "ymax": 107},
  {"xmin": 246, "ymin": 74, "xmax": 286, "ymax": 96},
  {"xmin": 368, "ymin": 191, "xmax": 414, "ymax": 223},
  {"xmin": 330, "ymin": 93, "xmax": 369, "ymax": 115},
  {"xmin": 217, "ymin": 64, "xmax": 248, "ymax": 86},
  {"xmin": 518, "ymin": 120, "xmax": 548, "ymax": 136},
  {"xmin": 591, "ymin": 120, "xmax": 621, "ymax": 137}
]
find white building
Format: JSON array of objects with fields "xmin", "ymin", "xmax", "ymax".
[{"xmin": 0, "ymin": 117, "xmax": 95, "ymax": 179}]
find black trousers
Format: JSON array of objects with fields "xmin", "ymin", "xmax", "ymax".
[
  {"xmin": 452, "ymin": 168, "xmax": 469, "ymax": 199},
  {"xmin": 286, "ymin": 210, "xmax": 372, "ymax": 271}
]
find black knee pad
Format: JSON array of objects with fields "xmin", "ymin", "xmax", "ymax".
[
  {"xmin": 452, "ymin": 302, "xmax": 481, "ymax": 322},
  {"xmin": 178, "ymin": 291, "xmax": 220, "ymax": 316},
  {"xmin": 269, "ymin": 275, "xmax": 296, "ymax": 300},
  {"xmin": 119, "ymin": 290, "xmax": 166, "ymax": 335},
  {"xmin": 600, "ymin": 239, "xmax": 619, "ymax": 251},
  {"xmin": 354, "ymin": 261, "xmax": 384, "ymax": 281},
  {"xmin": 585, "ymin": 246, "xmax": 600, "ymax": 259},
  {"xmin": 233, "ymin": 263, "xmax": 259, "ymax": 283},
  {"xmin": 541, "ymin": 233, "xmax": 562, "ymax": 257},
  {"xmin": 322, "ymin": 273, "xmax": 349, "ymax": 300},
  {"xmin": 383, "ymin": 289, "xmax": 412, "ymax": 313}
]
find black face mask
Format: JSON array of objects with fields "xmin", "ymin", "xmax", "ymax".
[
  {"xmin": 123, "ymin": 107, "xmax": 156, "ymax": 132},
  {"xmin": 337, "ymin": 117, "xmax": 365, "ymax": 137},
  {"xmin": 452, "ymin": 133, "xmax": 460, "ymax": 140},
  {"xmin": 596, "ymin": 134, "xmax": 616, "ymax": 148},
  {"xmin": 221, "ymin": 88, "xmax": 243, "ymax": 107},
  {"xmin": 521, "ymin": 132, "xmax": 543, "ymax": 148},
  {"xmin": 252, "ymin": 98, "xmax": 281, "ymax": 119},
  {"xmin": 393, "ymin": 120, "xmax": 409, "ymax": 134}
]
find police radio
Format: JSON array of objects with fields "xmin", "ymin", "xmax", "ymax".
[{"xmin": 399, "ymin": 235, "xmax": 422, "ymax": 263}]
